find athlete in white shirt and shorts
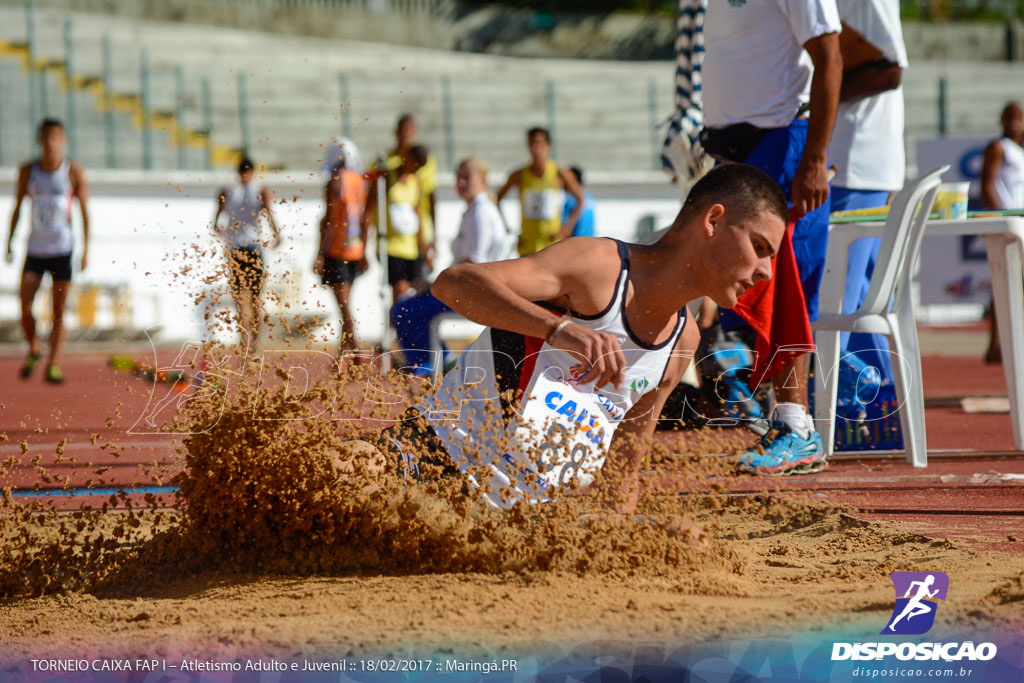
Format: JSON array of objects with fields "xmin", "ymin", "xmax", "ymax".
[
  {"xmin": 981, "ymin": 101, "xmax": 1024, "ymax": 363},
  {"xmin": 5, "ymin": 119, "xmax": 90, "ymax": 384},
  {"xmin": 347, "ymin": 164, "xmax": 789, "ymax": 514},
  {"xmin": 212, "ymin": 157, "xmax": 281, "ymax": 348}
]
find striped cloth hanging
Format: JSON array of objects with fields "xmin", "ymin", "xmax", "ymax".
[{"xmin": 660, "ymin": 0, "xmax": 709, "ymax": 187}]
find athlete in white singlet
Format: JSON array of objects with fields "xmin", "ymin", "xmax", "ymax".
[
  {"xmin": 981, "ymin": 101, "xmax": 1024, "ymax": 363},
  {"xmin": 346, "ymin": 164, "xmax": 789, "ymax": 514},
  {"xmin": 5, "ymin": 119, "xmax": 90, "ymax": 383},
  {"xmin": 212, "ymin": 157, "xmax": 281, "ymax": 347}
]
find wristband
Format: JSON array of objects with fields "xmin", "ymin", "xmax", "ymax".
[{"xmin": 545, "ymin": 319, "xmax": 572, "ymax": 346}]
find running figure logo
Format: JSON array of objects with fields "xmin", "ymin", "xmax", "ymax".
[{"xmin": 882, "ymin": 571, "xmax": 950, "ymax": 635}]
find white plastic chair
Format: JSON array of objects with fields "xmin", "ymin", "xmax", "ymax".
[{"xmin": 812, "ymin": 166, "xmax": 948, "ymax": 468}]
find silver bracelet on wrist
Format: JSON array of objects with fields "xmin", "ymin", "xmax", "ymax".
[{"xmin": 545, "ymin": 319, "xmax": 572, "ymax": 346}]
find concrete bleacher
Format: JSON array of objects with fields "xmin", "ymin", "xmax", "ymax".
[
  {"xmin": 0, "ymin": 5, "xmax": 675, "ymax": 174},
  {"xmin": 1, "ymin": 4, "xmax": 1022, "ymax": 176}
]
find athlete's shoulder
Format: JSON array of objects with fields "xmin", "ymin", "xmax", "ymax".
[
  {"xmin": 542, "ymin": 236, "xmax": 620, "ymax": 268},
  {"xmin": 68, "ymin": 161, "xmax": 87, "ymax": 181}
]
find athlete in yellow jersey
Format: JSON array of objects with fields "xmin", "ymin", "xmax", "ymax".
[
  {"xmin": 496, "ymin": 127, "xmax": 585, "ymax": 256},
  {"xmin": 382, "ymin": 114, "xmax": 438, "ymax": 273},
  {"xmin": 365, "ymin": 145, "xmax": 428, "ymax": 304}
]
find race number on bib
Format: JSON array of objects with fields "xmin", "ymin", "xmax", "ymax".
[
  {"xmin": 388, "ymin": 203, "xmax": 420, "ymax": 236},
  {"xmin": 32, "ymin": 195, "xmax": 69, "ymax": 232},
  {"xmin": 522, "ymin": 189, "xmax": 558, "ymax": 221},
  {"xmin": 515, "ymin": 372, "xmax": 616, "ymax": 492}
]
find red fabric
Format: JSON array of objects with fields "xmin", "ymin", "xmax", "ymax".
[
  {"xmin": 731, "ymin": 218, "xmax": 814, "ymax": 389},
  {"xmin": 518, "ymin": 335, "xmax": 545, "ymax": 396}
]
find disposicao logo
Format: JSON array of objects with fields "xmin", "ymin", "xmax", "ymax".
[
  {"xmin": 831, "ymin": 571, "xmax": 998, "ymax": 662},
  {"xmin": 883, "ymin": 571, "xmax": 949, "ymax": 635}
]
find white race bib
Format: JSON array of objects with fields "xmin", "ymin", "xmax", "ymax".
[
  {"xmin": 32, "ymin": 195, "xmax": 69, "ymax": 233},
  {"xmin": 389, "ymin": 203, "xmax": 420, "ymax": 236},
  {"xmin": 515, "ymin": 372, "xmax": 616, "ymax": 492},
  {"xmin": 523, "ymin": 189, "xmax": 558, "ymax": 221}
]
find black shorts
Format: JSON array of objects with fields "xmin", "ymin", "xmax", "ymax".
[
  {"xmin": 227, "ymin": 246, "xmax": 265, "ymax": 296},
  {"xmin": 321, "ymin": 256, "xmax": 359, "ymax": 286},
  {"xmin": 23, "ymin": 253, "xmax": 73, "ymax": 282},
  {"xmin": 375, "ymin": 409, "xmax": 461, "ymax": 481},
  {"xmin": 387, "ymin": 255, "xmax": 422, "ymax": 286}
]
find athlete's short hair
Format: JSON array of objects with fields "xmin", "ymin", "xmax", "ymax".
[
  {"xmin": 1002, "ymin": 101, "xmax": 1023, "ymax": 119},
  {"xmin": 527, "ymin": 127, "xmax": 550, "ymax": 144},
  {"xmin": 408, "ymin": 144, "xmax": 429, "ymax": 167},
  {"xmin": 569, "ymin": 166, "xmax": 584, "ymax": 185},
  {"xmin": 397, "ymin": 113, "xmax": 415, "ymax": 128},
  {"xmin": 238, "ymin": 157, "xmax": 254, "ymax": 174},
  {"xmin": 38, "ymin": 118, "xmax": 64, "ymax": 135},
  {"xmin": 678, "ymin": 164, "xmax": 788, "ymax": 228}
]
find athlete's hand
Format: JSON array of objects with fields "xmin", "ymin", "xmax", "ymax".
[
  {"xmin": 313, "ymin": 254, "xmax": 324, "ymax": 276},
  {"xmin": 549, "ymin": 321, "xmax": 626, "ymax": 390},
  {"xmin": 4, "ymin": 247, "xmax": 12, "ymax": 264},
  {"xmin": 790, "ymin": 158, "xmax": 830, "ymax": 218},
  {"xmin": 357, "ymin": 256, "xmax": 369, "ymax": 275},
  {"xmin": 80, "ymin": 251, "xmax": 88, "ymax": 271}
]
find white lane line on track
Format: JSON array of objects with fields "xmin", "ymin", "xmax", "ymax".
[{"xmin": 0, "ymin": 438, "xmax": 179, "ymax": 454}]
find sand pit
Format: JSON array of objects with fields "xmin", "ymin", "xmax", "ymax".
[{"xmin": 2, "ymin": 363, "xmax": 1022, "ymax": 672}]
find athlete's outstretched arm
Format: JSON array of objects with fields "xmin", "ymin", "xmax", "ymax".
[
  {"xmin": 604, "ymin": 315, "xmax": 698, "ymax": 513},
  {"xmin": 260, "ymin": 186, "xmax": 281, "ymax": 248},
  {"xmin": 5, "ymin": 165, "xmax": 29, "ymax": 263},
  {"xmin": 556, "ymin": 166, "xmax": 585, "ymax": 238},
  {"xmin": 211, "ymin": 188, "xmax": 227, "ymax": 237},
  {"xmin": 432, "ymin": 238, "xmax": 627, "ymax": 388},
  {"xmin": 793, "ymin": 31, "xmax": 841, "ymax": 217},
  {"xmin": 70, "ymin": 163, "xmax": 90, "ymax": 271},
  {"xmin": 495, "ymin": 170, "xmax": 521, "ymax": 204},
  {"xmin": 981, "ymin": 140, "xmax": 1006, "ymax": 210},
  {"xmin": 315, "ymin": 177, "xmax": 341, "ymax": 275},
  {"xmin": 361, "ymin": 178, "xmax": 380, "ymax": 260}
]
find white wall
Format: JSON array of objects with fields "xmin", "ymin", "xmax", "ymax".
[{"xmin": 0, "ymin": 169, "xmax": 682, "ymax": 344}]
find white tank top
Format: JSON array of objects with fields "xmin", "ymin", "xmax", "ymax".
[
  {"xmin": 421, "ymin": 239, "xmax": 687, "ymax": 508},
  {"xmin": 994, "ymin": 137, "xmax": 1024, "ymax": 210},
  {"xmin": 222, "ymin": 182, "xmax": 264, "ymax": 248},
  {"xmin": 27, "ymin": 159, "xmax": 74, "ymax": 258}
]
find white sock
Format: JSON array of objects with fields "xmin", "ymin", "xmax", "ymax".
[{"xmin": 774, "ymin": 402, "xmax": 813, "ymax": 439}]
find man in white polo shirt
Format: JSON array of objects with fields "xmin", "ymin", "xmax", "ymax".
[
  {"xmin": 829, "ymin": 0, "xmax": 908, "ymax": 423},
  {"xmin": 701, "ymin": 0, "xmax": 842, "ymax": 475}
]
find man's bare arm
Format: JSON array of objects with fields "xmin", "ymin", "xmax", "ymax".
[
  {"xmin": 495, "ymin": 170, "xmax": 521, "ymax": 204},
  {"xmin": 70, "ymin": 163, "xmax": 90, "ymax": 270},
  {"xmin": 260, "ymin": 187, "xmax": 281, "ymax": 247},
  {"xmin": 361, "ymin": 179, "xmax": 378, "ymax": 251},
  {"xmin": 556, "ymin": 166, "xmax": 585, "ymax": 238},
  {"xmin": 604, "ymin": 317, "xmax": 699, "ymax": 513},
  {"xmin": 5, "ymin": 165, "xmax": 30, "ymax": 261},
  {"xmin": 212, "ymin": 189, "xmax": 226, "ymax": 237},
  {"xmin": 432, "ymin": 238, "xmax": 627, "ymax": 388},
  {"xmin": 981, "ymin": 140, "xmax": 1006, "ymax": 210},
  {"xmin": 838, "ymin": 21, "xmax": 901, "ymax": 102},
  {"xmin": 793, "ymin": 32, "xmax": 841, "ymax": 217},
  {"xmin": 840, "ymin": 58, "xmax": 902, "ymax": 102}
]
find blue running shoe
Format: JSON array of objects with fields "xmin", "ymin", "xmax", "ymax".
[
  {"xmin": 737, "ymin": 422, "xmax": 827, "ymax": 476},
  {"xmin": 716, "ymin": 370, "xmax": 771, "ymax": 436}
]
